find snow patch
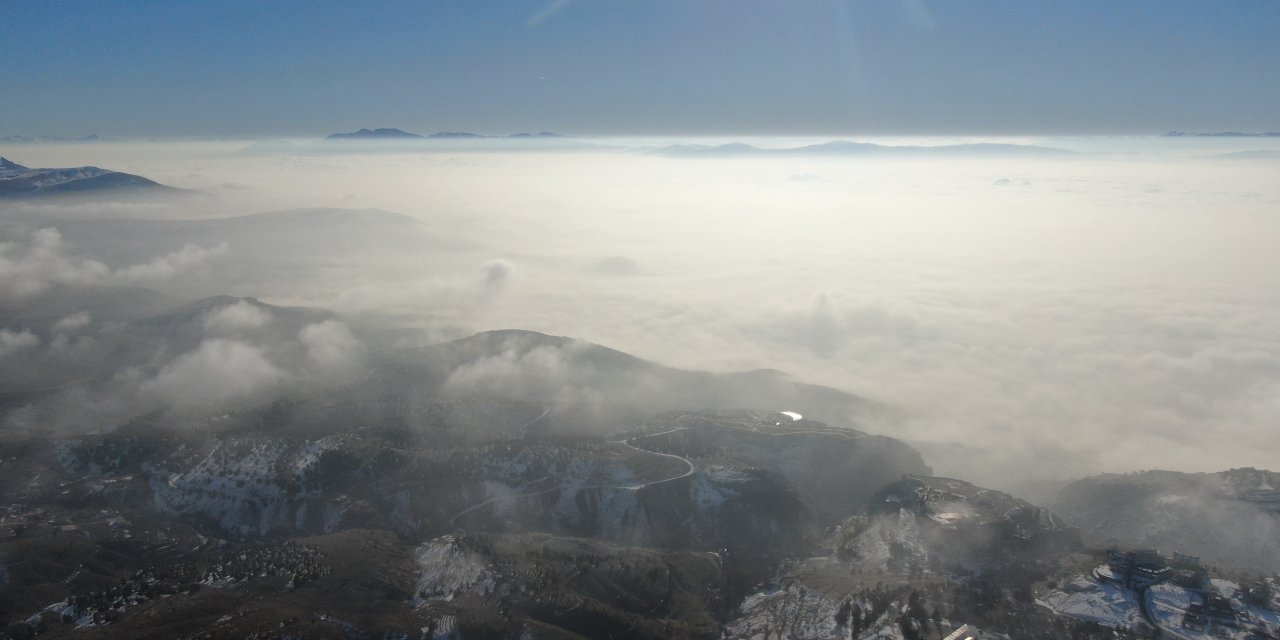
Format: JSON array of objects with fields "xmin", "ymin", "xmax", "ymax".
[
  {"xmin": 1037, "ymin": 575, "xmax": 1143, "ymax": 628},
  {"xmin": 415, "ymin": 536, "xmax": 499, "ymax": 601}
]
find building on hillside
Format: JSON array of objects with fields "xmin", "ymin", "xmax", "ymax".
[
  {"xmin": 1240, "ymin": 578, "xmax": 1276, "ymax": 609},
  {"xmin": 1108, "ymin": 549, "xmax": 1172, "ymax": 586},
  {"xmin": 1183, "ymin": 593, "xmax": 1242, "ymax": 630},
  {"xmin": 1202, "ymin": 594, "xmax": 1241, "ymax": 628},
  {"xmin": 1169, "ymin": 552, "xmax": 1209, "ymax": 588}
]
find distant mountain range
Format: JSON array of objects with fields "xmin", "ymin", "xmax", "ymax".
[
  {"xmin": 1164, "ymin": 131, "xmax": 1280, "ymax": 137},
  {"xmin": 325, "ymin": 128, "xmax": 424, "ymax": 140},
  {"xmin": 0, "ymin": 157, "xmax": 187, "ymax": 199},
  {"xmin": 324, "ymin": 128, "xmax": 565, "ymax": 141},
  {"xmin": 0, "ymin": 134, "xmax": 100, "ymax": 143},
  {"xmin": 1212, "ymin": 149, "xmax": 1280, "ymax": 160},
  {"xmin": 647, "ymin": 140, "xmax": 1076, "ymax": 158},
  {"xmin": 259, "ymin": 134, "xmax": 1075, "ymax": 158}
]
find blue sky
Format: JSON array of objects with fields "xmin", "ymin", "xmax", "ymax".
[{"xmin": 2, "ymin": 0, "xmax": 1277, "ymax": 137}]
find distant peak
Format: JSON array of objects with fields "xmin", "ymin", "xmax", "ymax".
[
  {"xmin": 0, "ymin": 157, "xmax": 29, "ymax": 171},
  {"xmin": 470, "ymin": 328, "xmax": 570, "ymax": 343},
  {"xmin": 183, "ymin": 295, "xmax": 263, "ymax": 311},
  {"xmin": 132, "ymin": 296, "xmax": 252, "ymax": 324},
  {"xmin": 1164, "ymin": 130, "xmax": 1280, "ymax": 138},
  {"xmin": 325, "ymin": 128, "xmax": 424, "ymax": 140},
  {"xmin": 1, "ymin": 134, "xmax": 99, "ymax": 143},
  {"xmin": 507, "ymin": 131, "xmax": 564, "ymax": 139},
  {"xmin": 426, "ymin": 131, "xmax": 487, "ymax": 139}
]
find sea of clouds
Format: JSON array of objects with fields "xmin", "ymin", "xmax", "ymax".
[{"xmin": 1, "ymin": 137, "xmax": 1278, "ymax": 494}]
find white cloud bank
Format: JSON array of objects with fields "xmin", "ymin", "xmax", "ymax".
[
  {"xmin": 0, "ymin": 328, "xmax": 40, "ymax": 356},
  {"xmin": 52, "ymin": 311, "xmax": 92, "ymax": 334},
  {"xmin": 5, "ymin": 139, "xmax": 1279, "ymax": 493},
  {"xmin": 0, "ymin": 227, "xmax": 226, "ymax": 299},
  {"xmin": 139, "ymin": 339, "xmax": 284, "ymax": 412},
  {"xmin": 203, "ymin": 299, "xmax": 273, "ymax": 333},
  {"xmin": 298, "ymin": 319, "xmax": 365, "ymax": 380}
]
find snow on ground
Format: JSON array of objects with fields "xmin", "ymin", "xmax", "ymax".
[
  {"xmin": 1036, "ymin": 574, "xmax": 1143, "ymax": 629},
  {"xmin": 1147, "ymin": 583, "xmax": 1201, "ymax": 637},
  {"xmin": 690, "ymin": 466, "xmax": 742, "ymax": 511},
  {"xmin": 842, "ymin": 509, "xmax": 928, "ymax": 572},
  {"xmin": 430, "ymin": 615, "xmax": 460, "ymax": 639},
  {"xmin": 1137, "ymin": 581, "xmax": 1278, "ymax": 640},
  {"xmin": 779, "ymin": 411, "xmax": 802, "ymax": 421},
  {"xmin": 1247, "ymin": 603, "xmax": 1280, "ymax": 631},
  {"xmin": 726, "ymin": 555, "xmax": 963, "ymax": 640},
  {"xmin": 724, "ymin": 574, "xmax": 848, "ymax": 640},
  {"xmin": 150, "ymin": 441, "xmax": 296, "ymax": 537},
  {"xmin": 414, "ymin": 535, "xmax": 499, "ymax": 601}
]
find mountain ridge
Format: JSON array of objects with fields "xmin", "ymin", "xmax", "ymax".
[
  {"xmin": 648, "ymin": 140, "xmax": 1077, "ymax": 158},
  {"xmin": 0, "ymin": 156, "xmax": 189, "ymax": 199},
  {"xmin": 1051, "ymin": 466, "xmax": 1280, "ymax": 571},
  {"xmin": 325, "ymin": 127, "xmax": 425, "ymax": 140},
  {"xmin": 322, "ymin": 129, "xmax": 568, "ymax": 141}
]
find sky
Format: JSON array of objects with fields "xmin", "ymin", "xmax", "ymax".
[{"xmin": 2, "ymin": 0, "xmax": 1278, "ymax": 137}]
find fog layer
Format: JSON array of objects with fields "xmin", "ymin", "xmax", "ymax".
[{"xmin": 2, "ymin": 139, "xmax": 1278, "ymax": 492}]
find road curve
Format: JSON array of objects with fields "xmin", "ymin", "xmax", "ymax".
[
  {"xmin": 449, "ymin": 411, "xmax": 863, "ymax": 531},
  {"xmin": 518, "ymin": 405, "xmax": 552, "ymax": 438},
  {"xmin": 616, "ymin": 436, "xmax": 696, "ymax": 490},
  {"xmin": 450, "ymin": 429, "xmax": 698, "ymax": 530}
]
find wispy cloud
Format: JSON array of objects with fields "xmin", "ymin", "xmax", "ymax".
[{"xmin": 527, "ymin": 0, "xmax": 576, "ymax": 27}]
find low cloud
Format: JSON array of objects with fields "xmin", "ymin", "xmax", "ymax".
[
  {"xmin": 203, "ymin": 300, "xmax": 272, "ymax": 333},
  {"xmin": 298, "ymin": 320, "xmax": 365, "ymax": 380},
  {"xmin": 0, "ymin": 227, "xmax": 227, "ymax": 299},
  {"xmin": 777, "ymin": 292, "xmax": 843, "ymax": 356},
  {"xmin": 442, "ymin": 338, "xmax": 667, "ymax": 411},
  {"xmin": 335, "ymin": 258, "xmax": 518, "ymax": 313},
  {"xmin": 0, "ymin": 328, "xmax": 39, "ymax": 356},
  {"xmin": 756, "ymin": 293, "xmax": 922, "ymax": 357},
  {"xmin": 0, "ymin": 228, "xmax": 109, "ymax": 297},
  {"xmin": 481, "ymin": 259, "xmax": 515, "ymax": 299},
  {"xmin": 139, "ymin": 339, "xmax": 284, "ymax": 412},
  {"xmin": 114, "ymin": 242, "xmax": 228, "ymax": 285},
  {"xmin": 52, "ymin": 311, "xmax": 92, "ymax": 334}
]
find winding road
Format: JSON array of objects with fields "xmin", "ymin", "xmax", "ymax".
[
  {"xmin": 518, "ymin": 405, "xmax": 552, "ymax": 438},
  {"xmin": 613, "ymin": 429, "xmax": 697, "ymax": 490},
  {"xmin": 449, "ymin": 422, "xmax": 699, "ymax": 530},
  {"xmin": 448, "ymin": 410, "xmax": 865, "ymax": 530}
]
